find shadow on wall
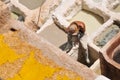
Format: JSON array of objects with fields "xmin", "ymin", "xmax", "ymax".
[{"xmin": 18, "ymin": 0, "xmax": 45, "ymax": 10}]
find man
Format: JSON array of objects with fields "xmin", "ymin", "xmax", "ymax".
[
  {"xmin": 65, "ymin": 21, "xmax": 85, "ymax": 53},
  {"xmin": 52, "ymin": 15, "xmax": 90, "ymax": 66}
]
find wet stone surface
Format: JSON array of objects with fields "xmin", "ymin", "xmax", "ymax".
[{"xmin": 94, "ymin": 24, "xmax": 120, "ymax": 48}]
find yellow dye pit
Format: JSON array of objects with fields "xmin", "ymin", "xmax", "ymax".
[
  {"xmin": 0, "ymin": 35, "xmax": 24, "ymax": 65},
  {"xmin": 7, "ymin": 51, "xmax": 82, "ymax": 80},
  {"xmin": 0, "ymin": 33, "xmax": 82, "ymax": 80},
  {"xmin": 7, "ymin": 51, "xmax": 56, "ymax": 80}
]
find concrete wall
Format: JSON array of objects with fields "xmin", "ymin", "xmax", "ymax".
[{"xmin": 100, "ymin": 32, "xmax": 120, "ymax": 80}]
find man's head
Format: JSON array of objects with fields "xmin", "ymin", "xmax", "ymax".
[
  {"xmin": 67, "ymin": 21, "xmax": 85, "ymax": 35},
  {"xmin": 67, "ymin": 24, "xmax": 78, "ymax": 35}
]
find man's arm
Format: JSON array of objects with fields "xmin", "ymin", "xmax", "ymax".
[{"xmin": 52, "ymin": 14, "xmax": 70, "ymax": 33}]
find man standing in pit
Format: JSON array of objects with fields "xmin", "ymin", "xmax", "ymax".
[{"xmin": 52, "ymin": 15, "xmax": 90, "ymax": 66}]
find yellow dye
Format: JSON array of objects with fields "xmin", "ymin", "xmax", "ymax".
[
  {"xmin": 0, "ymin": 34, "xmax": 82, "ymax": 80},
  {"xmin": 0, "ymin": 35, "xmax": 24, "ymax": 65},
  {"xmin": 57, "ymin": 75, "xmax": 70, "ymax": 80},
  {"xmin": 7, "ymin": 51, "xmax": 82, "ymax": 80},
  {"xmin": 7, "ymin": 51, "xmax": 56, "ymax": 80}
]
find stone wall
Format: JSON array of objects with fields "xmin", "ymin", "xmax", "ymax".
[{"xmin": 0, "ymin": 1, "xmax": 10, "ymax": 27}]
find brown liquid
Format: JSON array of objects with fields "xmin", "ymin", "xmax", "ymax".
[{"xmin": 113, "ymin": 49, "xmax": 120, "ymax": 64}]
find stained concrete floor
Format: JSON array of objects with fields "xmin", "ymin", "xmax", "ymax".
[{"xmin": 39, "ymin": 23, "xmax": 67, "ymax": 48}]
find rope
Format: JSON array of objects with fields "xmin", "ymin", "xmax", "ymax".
[{"xmin": 37, "ymin": 7, "xmax": 41, "ymax": 27}]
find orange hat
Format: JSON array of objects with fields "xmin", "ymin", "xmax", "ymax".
[{"xmin": 68, "ymin": 21, "xmax": 85, "ymax": 34}]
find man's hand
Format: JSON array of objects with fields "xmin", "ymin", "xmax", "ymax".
[
  {"xmin": 52, "ymin": 14, "xmax": 70, "ymax": 33},
  {"xmin": 52, "ymin": 14, "xmax": 62, "ymax": 27}
]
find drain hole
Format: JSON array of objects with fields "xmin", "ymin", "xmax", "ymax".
[
  {"xmin": 10, "ymin": 28, "xmax": 17, "ymax": 32},
  {"xmin": 113, "ymin": 49, "xmax": 120, "ymax": 64}
]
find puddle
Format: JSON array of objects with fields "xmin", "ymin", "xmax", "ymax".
[
  {"xmin": 69, "ymin": 10, "xmax": 104, "ymax": 35},
  {"xmin": 39, "ymin": 24, "xmax": 67, "ymax": 47},
  {"xmin": 18, "ymin": 0, "xmax": 45, "ymax": 10},
  {"xmin": 112, "ymin": 4, "xmax": 120, "ymax": 12},
  {"xmin": 94, "ymin": 23, "xmax": 120, "ymax": 48}
]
